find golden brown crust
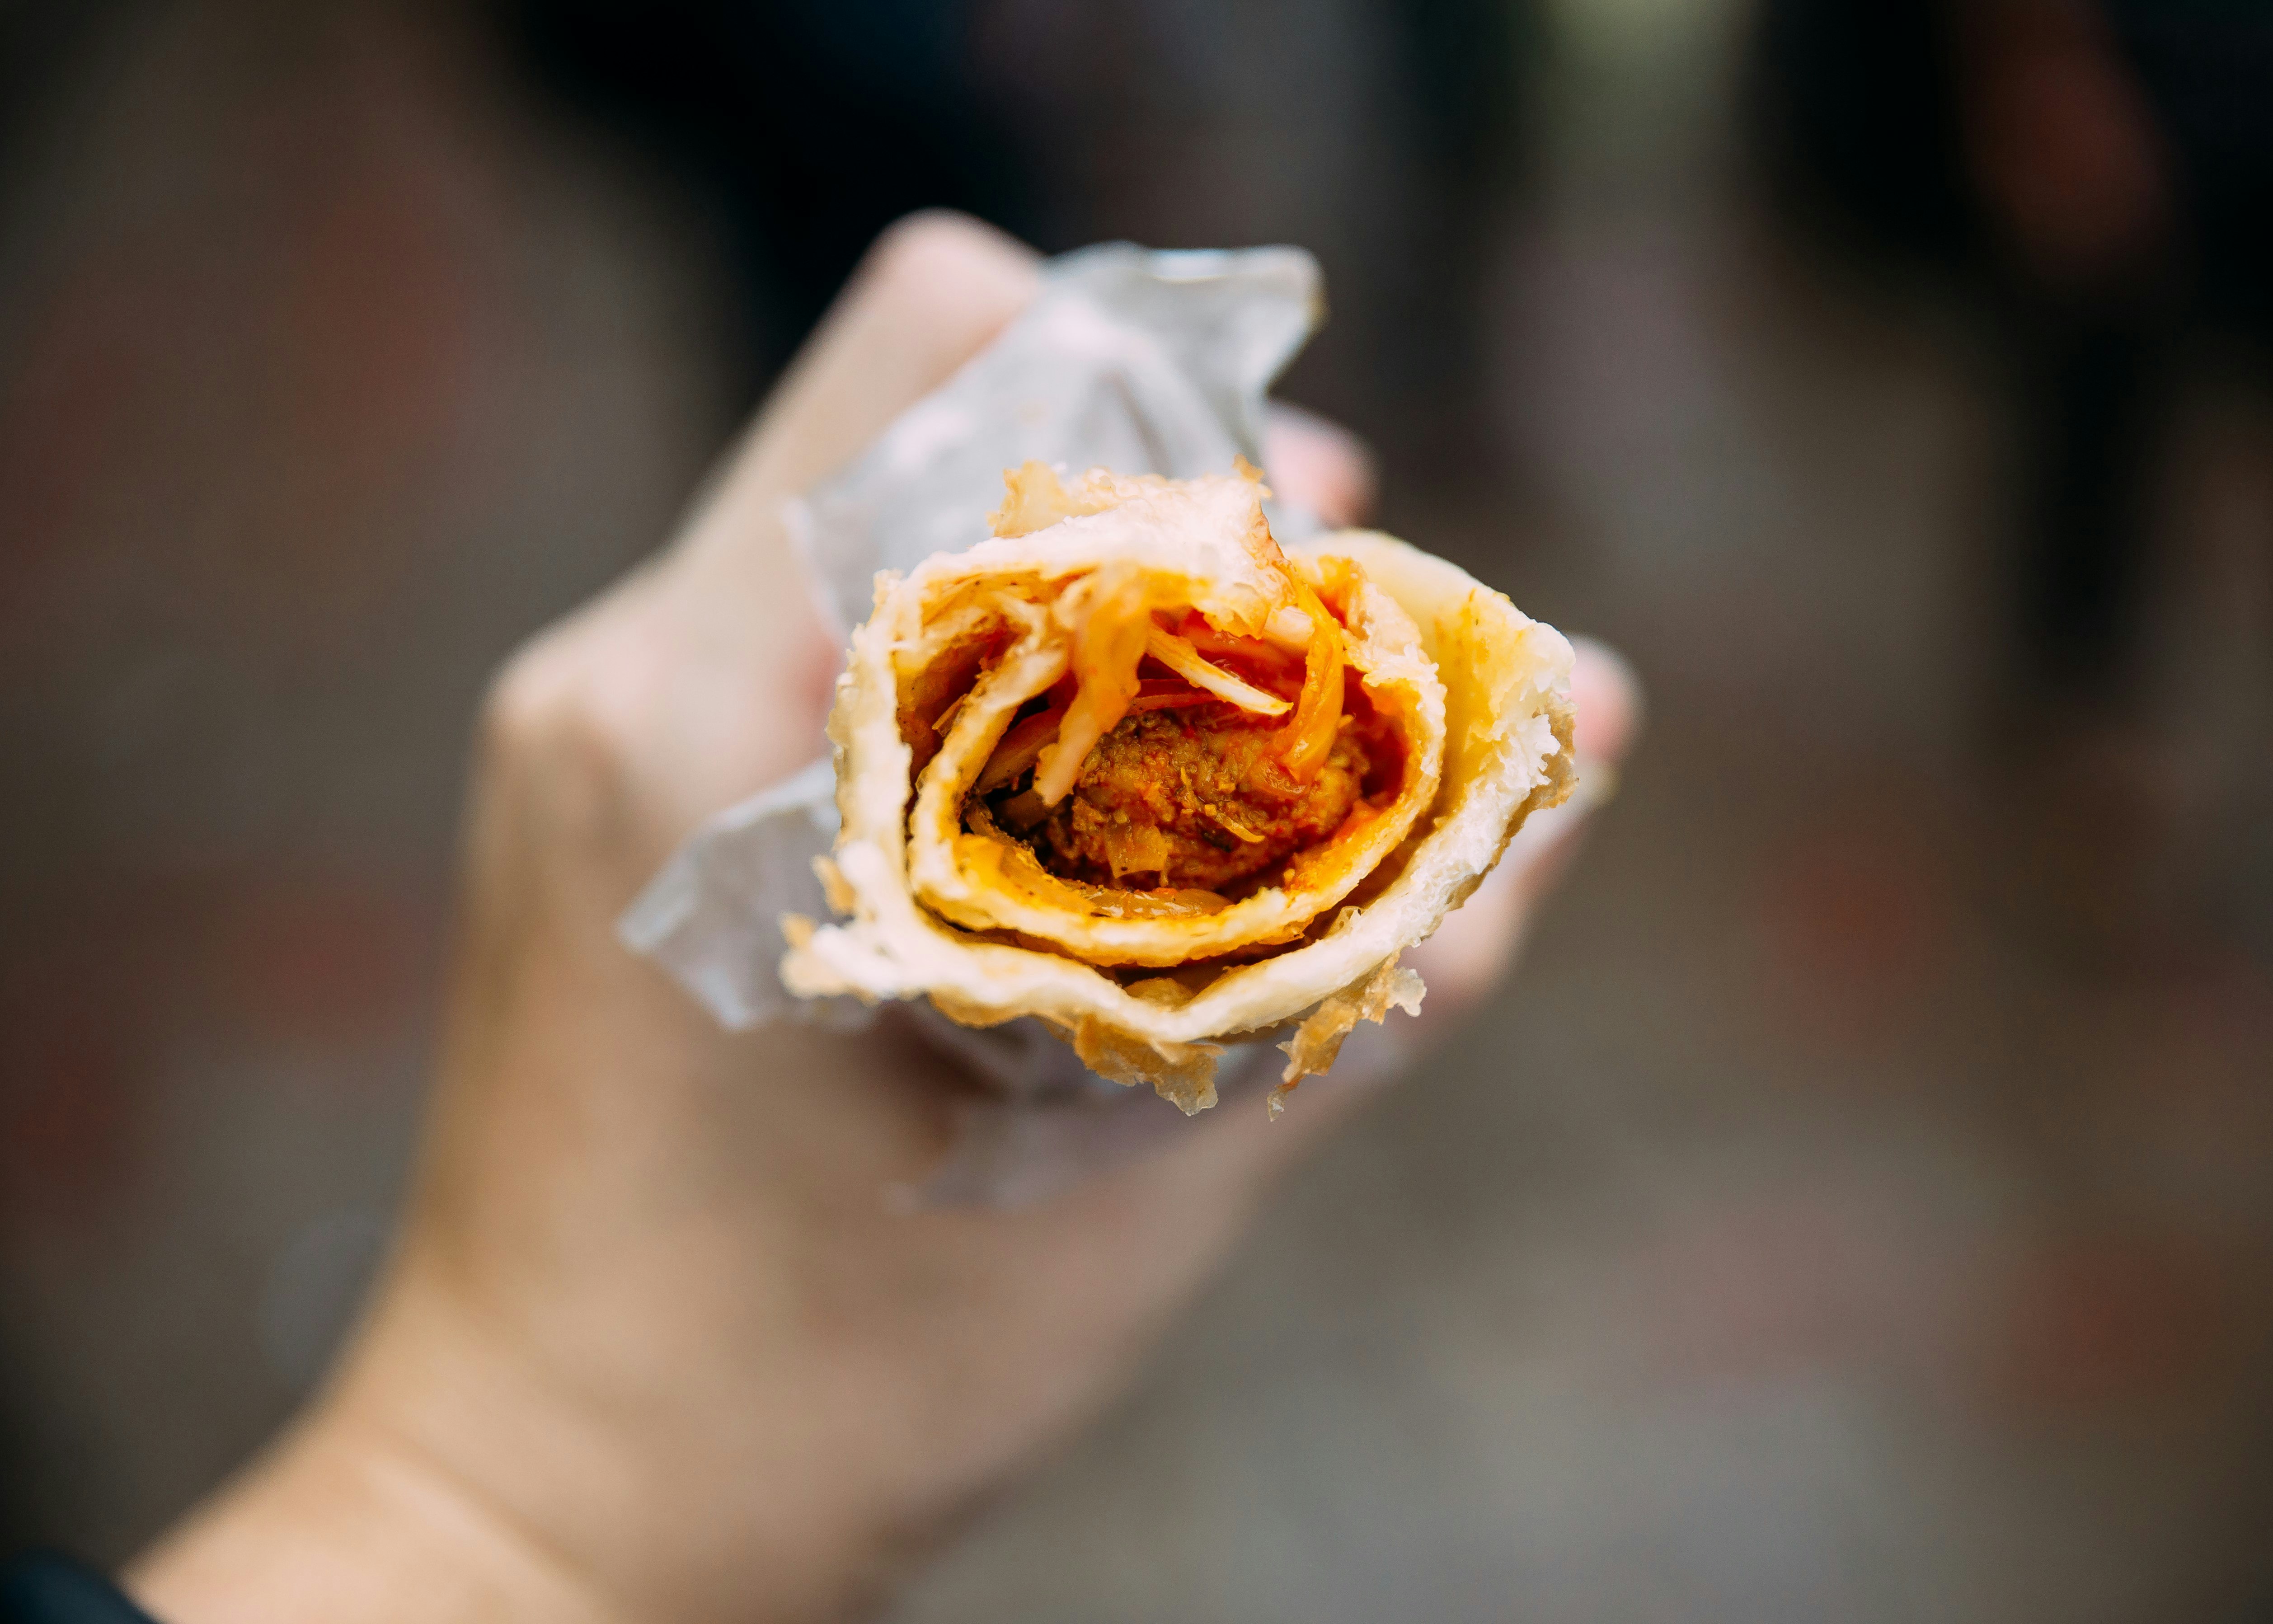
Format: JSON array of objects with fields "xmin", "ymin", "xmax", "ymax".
[
  {"xmin": 1272, "ymin": 953, "xmax": 1428, "ymax": 1114},
  {"xmin": 781, "ymin": 477, "xmax": 1576, "ymax": 1112}
]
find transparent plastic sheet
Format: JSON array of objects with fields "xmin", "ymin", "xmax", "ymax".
[{"xmin": 618, "ymin": 243, "xmax": 1335, "ymax": 1207}]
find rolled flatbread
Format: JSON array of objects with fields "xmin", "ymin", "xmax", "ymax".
[{"xmin": 784, "ymin": 464, "xmax": 1575, "ymax": 1113}]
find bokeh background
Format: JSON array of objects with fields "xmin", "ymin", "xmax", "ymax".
[{"xmin": 6, "ymin": 0, "xmax": 2273, "ymax": 1617}]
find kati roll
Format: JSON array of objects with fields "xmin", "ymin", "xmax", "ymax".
[{"xmin": 783, "ymin": 463, "xmax": 1575, "ymax": 1113}]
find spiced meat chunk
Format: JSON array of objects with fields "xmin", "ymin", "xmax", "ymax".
[{"xmin": 1032, "ymin": 707, "xmax": 1370, "ymax": 892}]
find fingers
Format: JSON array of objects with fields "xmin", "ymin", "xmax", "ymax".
[
  {"xmin": 1402, "ymin": 637, "xmax": 1642, "ymax": 1011},
  {"xmin": 1263, "ymin": 403, "xmax": 1378, "ymax": 529}
]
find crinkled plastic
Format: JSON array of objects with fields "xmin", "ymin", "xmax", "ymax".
[{"xmin": 618, "ymin": 243, "xmax": 1404, "ymax": 1206}]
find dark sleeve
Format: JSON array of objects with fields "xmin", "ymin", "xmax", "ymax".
[{"xmin": 0, "ymin": 1554, "xmax": 160, "ymax": 1624}]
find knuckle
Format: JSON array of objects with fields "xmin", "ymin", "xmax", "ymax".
[
  {"xmin": 862, "ymin": 209, "xmax": 1035, "ymax": 306},
  {"xmin": 868, "ymin": 209, "xmax": 988, "ymax": 277},
  {"xmin": 479, "ymin": 618, "xmax": 650, "ymax": 812}
]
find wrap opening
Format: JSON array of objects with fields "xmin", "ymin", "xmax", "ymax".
[
  {"xmin": 785, "ymin": 464, "xmax": 1575, "ymax": 1111},
  {"xmin": 893, "ymin": 466, "xmax": 1447, "ymax": 969}
]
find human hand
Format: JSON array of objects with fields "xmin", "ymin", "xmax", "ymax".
[{"xmin": 127, "ymin": 214, "xmax": 1639, "ymax": 1624}]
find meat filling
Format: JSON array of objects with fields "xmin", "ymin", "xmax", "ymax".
[{"xmin": 1025, "ymin": 707, "xmax": 1371, "ymax": 892}]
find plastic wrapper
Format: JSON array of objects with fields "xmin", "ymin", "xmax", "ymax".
[{"xmin": 620, "ymin": 242, "xmax": 1397, "ymax": 1206}]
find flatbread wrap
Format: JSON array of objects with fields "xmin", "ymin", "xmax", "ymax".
[{"xmin": 782, "ymin": 462, "xmax": 1576, "ymax": 1114}]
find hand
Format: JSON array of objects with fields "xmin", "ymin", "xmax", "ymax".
[{"xmin": 127, "ymin": 214, "xmax": 1639, "ymax": 1624}]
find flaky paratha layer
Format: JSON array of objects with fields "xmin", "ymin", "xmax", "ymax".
[{"xmin": 781, "ymin": 479, "xmax": 1575, "ymax": 1112}]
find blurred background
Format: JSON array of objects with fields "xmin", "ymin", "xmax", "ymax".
[{"xmin": 5, "ymin": 0, "xmax": 2273, "ymax": 1616}]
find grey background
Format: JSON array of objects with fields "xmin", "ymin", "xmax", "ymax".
[{"xmin": 3, "ymin": 0, "xmax": 2272, "ymax": 1618}]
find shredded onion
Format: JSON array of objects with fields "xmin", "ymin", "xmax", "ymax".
[
  {"xmin": 1142, "ymin": 626, "xmax": 1291, "ymax": 716},
  {"xmin": 1033, "ymin": 566, "xmax": 1151, "ymax": 806},
  {"xmin": 975, "ymin": 697, "xmax": 1070, "ymax": 794},
  {"xmin": 1263, "ymin": 605, "xmax": 1315, "ymax": 648},
  {"xmin": 1174, "ymin": 614, "xmax": 1304, "ymax": 685},
  {"xmin": 1275, "ymin": 578, "xmax": 1346, "ymax": 783},
  {"xmin": 1126, "ymin": 678, "xmax": 1221, "ymax": 713},
  {"xmin": 1015, "ymin": 563, "xmax": 1355, "ymax": 807}
]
